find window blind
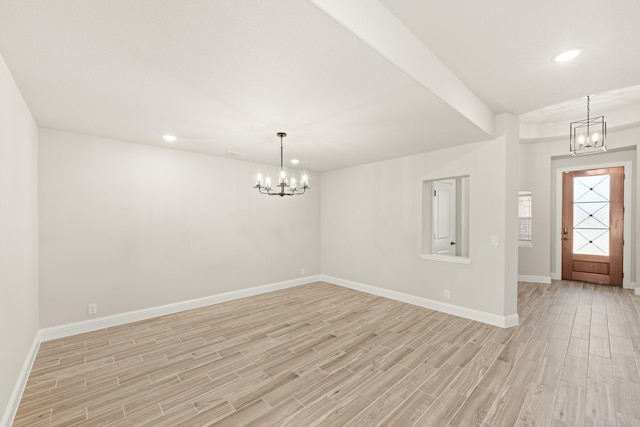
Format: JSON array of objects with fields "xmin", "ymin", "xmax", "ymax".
[{"xmin": 518, "ymin": 192, "xmax": 532, "ymax": 241}]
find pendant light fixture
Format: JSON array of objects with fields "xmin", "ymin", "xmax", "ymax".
[
  {"xmin": 254, "ymin": 132, "xmax": 309, "ymax": 197},
  {"xmin": 570, "ymin": 95, "xmax": 606, "ymax": 155}
]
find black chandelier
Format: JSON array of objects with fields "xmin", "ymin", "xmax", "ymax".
[
  {"xmin": 254, "ymin": 132, "xmax": 309, "ymax": 197},
  {"xmin": 570, "ymin": 95, "xmax": 606, "ymax": 155}
]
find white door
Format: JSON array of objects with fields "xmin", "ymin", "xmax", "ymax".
[{"xmin": 432, "ymin": 179, "xmax": 456, "ymax": 255}]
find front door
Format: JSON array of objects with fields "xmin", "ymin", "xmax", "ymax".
[{"xmin": 561, "ymin": 167, "xmax": 624, "ymax": 285}]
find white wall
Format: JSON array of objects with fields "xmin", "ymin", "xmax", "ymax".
[
  {"xmin": 518, "ymin": 126, "xmax": 640, "ymax": 286},
  {"xmin": 39, "ymin": 129, "xmax": 321, "ymax": 327},
  {"xmin": 321, "ymin": 115, "xmax": 519, "ymax": 321},
  {"xmin": 0, "ymin": 54, "xmax": 39, "ymax": 422}
]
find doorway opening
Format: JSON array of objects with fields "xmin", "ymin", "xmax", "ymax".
[{"xmin": 421, "ymin": 176, "xmax": 470, "ymax": 263}]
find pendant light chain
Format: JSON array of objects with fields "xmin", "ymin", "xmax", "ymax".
[
  {"xmin": 586, "ymin": 95, "xmax": 590, "ymax": 135},
  {"xmin": 280, "ymin": 134, "xmax": 284, "ymax": 172}
]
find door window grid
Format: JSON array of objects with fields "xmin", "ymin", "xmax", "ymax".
[{"xmin": 573, "ymin": 175, "xmax": 610, "ymax": 255}]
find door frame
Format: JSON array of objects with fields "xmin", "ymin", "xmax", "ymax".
[{"xmin": 554, "ymin": 160, "xmax": 632, "ymax": 288}]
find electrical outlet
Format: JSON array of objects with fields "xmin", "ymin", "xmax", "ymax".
[
  {"xmin": 300, "ymin": 267, "xmax": 305, "ymax": 276},
  {"xmin": 491, "ymin": 235, "xmax": 499, "ymax": 246},
  {"xmin": 444, "ymin": 290, "xmax": 451, "ymax": 299},
  {"xmin": 88, "ymin": 303, "xmax": 98, "ymax": 315}
]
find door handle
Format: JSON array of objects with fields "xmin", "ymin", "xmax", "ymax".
[
  {"xmin": 562, "ymin": 227, "xmax": 568, "ymax": 235},
  {"xmin": 450, "ymin": 242, "xmax": 456, "ymax": 245}
]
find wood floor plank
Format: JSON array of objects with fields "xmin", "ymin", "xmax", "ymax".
[
  {"xmin": 561, "ymin": 356, "xmax": 588, "ymax": 387},
  {"xmin": 261, "ymin": 369, "xmax": 327, "ymax": 407},
  {"xmin": 484, "ymin": 385, "xmax": 529, "ymax": 427},
  {"xmin": 136, "ymin": 403, "xmax": 199, "ymax": 427},
  {"xmin": 242, "ymin": 398, "xmax": 302, "ymax": 427},
  {"xmin": 473, "ymin": 341, "xmax": 505, "ymax": 367},
  {"xmin": 613, "ymin": 379, "xmax": 640, "ymax": 419},
  {"xmin": 414, "ymin": 388, "xmax": 466, "ymax": 426},
  {"xmin": 567, "ymin": 337, "xmax": 589, "ymax": 360},
  {"xmin": 586, "ymin": 378, "xmax": 616, "ymax": 423},
  {"xmin": 388, "ymin": 362, "xmax": 436, "ymax": 400},
  {"xmin": 612, "ymin": 353, "xmax": 640, "ymax": 383},
  {"xmin": 380, "ymin": 389, "xmax": 434, "ymax": 426},
  {"xmin": 553, "ymin": 381, "xmax": 586, "ymax": 426},
  {"xmin": 516, "ymin": 383, "xmax": 556, "ymax": 426},
  {"xmin": 278, "ymin": 396, "xmax": 337, "ymax": 427},
  {"xmin": 359, "ymin": 363, "xmax": 410, "ymax": 401},
  {"xmin": 449, "ymin": 362, "xmax": 488, "ymax": 396},
  {"xmin": 293, "ymin": 367, "xmax": 353, "ymax": 405},
  {"xmin": 448, "ymin": 386, "xmax": 495, "ymax": 427},
  {"xmin": 477, "ymin": 360, "xmax": 512, "ymax": 394},
  {"xmin": 206, "ymin": 398, "xmax": 269, "ymax": 427},
  {"xmin": 323, "ymin": 365, "xmax": 382, "ymax": 405},
  {"xmin": 227, "ymin": 370, "xmax": 299, "ymax": 410},
  {"xmin": 316, "ymin": 395, "xmax": 371, "ymax": 427},
  {"xmin": 109, "ymin": 404, "xmax": 162, "ymax": 427},
  {"xmin": 589, "ymin": 353, "xmax": 614, "ymax": 383},
  {"xmin": 161, "ymin": 373, "xmax": 238, "ymax": 414},
  {"xmin": 419, "ymin": 362, "xmax": 463, "ymax": 399},
  {"xmin": 342, "ymin": 392, "xmax": 402, "ymax": 427}
]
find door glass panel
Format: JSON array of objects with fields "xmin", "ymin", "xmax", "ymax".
[{"xmin": 573, "ymin": 175, "xmax": 610, "ymax": 255}]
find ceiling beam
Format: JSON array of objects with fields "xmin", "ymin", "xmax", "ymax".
[{"xmin": 310, "ymin": 0, "xmax": 495, "ymax": 137}]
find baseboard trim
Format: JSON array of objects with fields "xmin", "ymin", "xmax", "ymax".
[
  {"xmin": 1, "ymin": 330, "xmax": 41, "ymax": 427},
  {"xmin": 40, "ymin": 275, "xmax": 322, "ymax": 342},
  {"xmin": 635, "ymin": 287, "xmax": 640, "ymax": 296},
  {"xmin": 518, "ymin": 275, "xmax": 552, "ymax": 284},
  {"xmin": 320, "ymin": 275, "xmax": 519, "ymax": 328},
  {"xmin": 550, "ymin": 272, "xmax": 561, "ymax": 280}
]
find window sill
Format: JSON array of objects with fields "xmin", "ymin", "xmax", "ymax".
[
  {"xmin": 420, "ymin": 254, "xmax": 472, "ymax": 264},
  {"xmin": 518, "ymin": 241, "xmax": 534, "ymax": 248}
]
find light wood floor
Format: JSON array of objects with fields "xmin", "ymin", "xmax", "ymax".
[{"xmin": 13, "ymin": 281, "xmax": 640, "ymax": 426}]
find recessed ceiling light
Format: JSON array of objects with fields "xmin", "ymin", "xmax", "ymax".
[
  {"xmin": 162, "ymin": 134, "xmax": 177, "ymax": 143},
  {"xmin": 290, "ymin": 159, "xmax": 300, "ymax": 165},
  {"xmin": 553, "ymin": 49, "xmax": 583, "ymax": 63}
]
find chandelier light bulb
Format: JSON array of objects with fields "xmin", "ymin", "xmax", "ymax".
[
  {"xmin": 265, "ymin": 177, "xmax": 272, "ymax": 188},
  {"xmin": 256, "ymin": 173, "xmax": 263, "ymax": 186},
  {"xmin": 290, "ymin": 178, "xmax": 297, "ymax": 189},
  {"xmin": 302, "ymin": 174, "xmax": 308, "ymax": 184}
]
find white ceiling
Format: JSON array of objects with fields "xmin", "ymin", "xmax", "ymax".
[{"xmin": 0, "ymin": 0, "xmax": 639, "ymax": 171}]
